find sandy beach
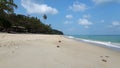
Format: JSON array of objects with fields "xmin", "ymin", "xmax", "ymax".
[{"xmin": 0, "ymin": 33, "xmax": 120, "ymax": 68}]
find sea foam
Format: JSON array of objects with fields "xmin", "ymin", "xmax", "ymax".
[
  {"xmin": 67, "ymin": 36, "xmax": 74, "ymax": 39},
  {"xmin": 81, "ymin": 39, "xmax": 120, "ymax": 49},
  {"xmin": 67, "ymin": 36, "xmax": 120, "ymax": 49}
]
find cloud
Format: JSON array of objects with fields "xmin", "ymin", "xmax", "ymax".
[
  {"xmin": 108, "ymin": 21, "xmax": 120, "ymax": 28},
  {"xmin": 92, "ymin": 0, "xmax": 120, "ymax": 5},
  {"xmin": 83, "ymin": 14, "xmax": 91, "ymax": 19},
  {"xmin": 21, "ymin": 0, "xmax": 58, "ymax": 14},
  {"xmin": 66, "ymin": 14, "xmax": 73, "ymax": 19},
  {"xmin": 112, "ymin": 21, "xmax": 120, "ymax": 26},
  {"xmin": 78, "ymin": 18, "xmax": 93, "ymax": 28},
  {"xmin": 64, "ymin": 21, "xmax": 73, "ymax": 24},
  {"xmin": 69, "ymin": 1, "xmax": 88, "ymax": 12}
]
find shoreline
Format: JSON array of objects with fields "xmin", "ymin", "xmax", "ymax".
[
  {"xmin": 0, "ymin": 33, "xmax": 120, "ymax": 68},
  {"xmin": 65, "ymin": 35, "xmax": 120, "ymax": 52}
]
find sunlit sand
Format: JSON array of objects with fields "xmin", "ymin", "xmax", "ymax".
[{"xmin": 0, "ymin": 33, "xmax": 120, "ymax": 68}]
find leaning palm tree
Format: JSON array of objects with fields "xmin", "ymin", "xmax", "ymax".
[
  {"xmin": 0, "ymin": 0, "xmax": 17, "ymax": 31},
  {"xmin": 0, "ymin": 0, "xmax": 17, "ymax": 18}
]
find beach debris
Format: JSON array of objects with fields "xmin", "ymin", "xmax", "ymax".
[
  {"xmin": 102, "ymin": 59, "xmax": 107, "ymax": 62},
  {"xmin": 100, "ymin": 56, "xmax": 109, "ymax": 62},
  {"xmin": 57, "ymin": 45, "xmax": 60, "ymax": 48},
  {"xmin": 58, "ymin": 40, "xmax": 61, "ymax": 43},
  {"xmin": 105, "ymin": 56, "xmax": 109, "ymax": 58},
  {"xmin": 100, "ymin": 56, "xmax": 109, "ymax": 58}
]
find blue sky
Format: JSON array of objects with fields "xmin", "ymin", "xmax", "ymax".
[{"xmin": 14, "ymin": 0, "xmax": 120, "ymax": 35}]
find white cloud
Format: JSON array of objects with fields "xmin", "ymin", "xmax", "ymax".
[
  {"xmin": 21, "ymin": 0, "xmax": 58, "ymax": 14},
  {"xmin": 92, "ymin": 0, "xmax": 120, "ymax": 5},
  {"xmin": 83, "ymin": 14, "xmax": 91, "ymax": 19},
  {"xmin": 92, "ymin": 0, "xmax": 112, "ymax": 4},
  {"xmin": 112, "ymin": 21, "xmax": 120, "ymax": 26},
  {"xmin": 78, "ymin": 18, "xmax": 93, "ymax": 28},
  {"xmin": 108, "ymin": 21, "xmax": 120, "ymax": 28},
  {"xmin": 66, "ymin": 14, "xmax": 73, "ymax": 19},
  {"xmin": 64, "ymin": 21, "xmax": 73, "ymax": 24},
  {"xmin": 69, "ymin": 2, "xmax": 88, "ymax": 12}
]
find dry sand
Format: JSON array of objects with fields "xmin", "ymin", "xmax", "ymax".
[{"xmin": 0, "ymin": 33, "xmax": 120, "ymax": 68}]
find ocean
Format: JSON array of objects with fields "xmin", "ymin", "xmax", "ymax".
[{"xmin": 67, "ymin": 35, "xmax": 120, "ymax": 50}]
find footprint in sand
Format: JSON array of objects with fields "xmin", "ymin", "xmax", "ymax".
[
  {"xmin": 58, "ymin": 40, "xmax": 61, "ymax": 43},
  {"xmin": 105, "ymin": 56, "xmax": 109, "ymax": 58},
  {"xmin": 100, "ymin": 56, "xmax": 110, "ymax": 62},
  {"xmin": 57, "ymin": 45, "xmax": 60, "ymax": 48},
  {"xmin": 102, "ymin": 59, "xmax": 107, "ymax": 62},
  {"xmin": 57, "ymin": 40, "xmax": 62, "ymax": 48}
]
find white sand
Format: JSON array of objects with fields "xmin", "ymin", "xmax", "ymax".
[{"xmin": 0, "ymin": 33, "xmax": 120, "ymax": 68}]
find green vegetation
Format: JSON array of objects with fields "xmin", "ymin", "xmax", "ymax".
[{"xmin": 0, "ymin": 0, "xmax": 63, "ymax": 35}]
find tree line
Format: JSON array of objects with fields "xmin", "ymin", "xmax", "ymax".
[{"xmin": 0, "ymin": 0, "xmax": 63, "ymax": 35}]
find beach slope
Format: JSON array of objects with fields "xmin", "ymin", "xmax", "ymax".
[{"xmin": 0, "ymin": 33, "xmax": 120, "ymax": 68}]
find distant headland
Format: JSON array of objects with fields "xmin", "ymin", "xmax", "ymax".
[{"xmin": 0, "ymin": 0, "xmax": 63, "ymax": 35}]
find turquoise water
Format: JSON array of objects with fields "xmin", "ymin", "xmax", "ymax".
[
  {"xmin": 71, "ymin": 35, "xmax": 120, "ymax": 44},
  {"xmin": 67, "ymin": 35, "xmax": 120, "ymax": 49}
]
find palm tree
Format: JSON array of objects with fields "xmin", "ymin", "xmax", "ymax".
[
  {"xmin": 0, "ymin": 0, "xmax": 17, "ymax": 18},
  {"xmin": 43, "ymin": 14, "xmax": 47, "ymax": 24},
  {"xmin": 43, "ymin": 14, "xmax": 47, "ymax": 20},
  {"xmin": 0, "ymin": 0, "xmax": 17, "ymax": 32}
]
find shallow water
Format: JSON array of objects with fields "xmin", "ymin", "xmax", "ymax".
[{"xmin": 67, "ymin": 35, "xmax": 120, "ymax": 50}]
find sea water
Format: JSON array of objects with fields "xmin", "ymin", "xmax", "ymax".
[{"xmin": 67, "ymin": 35, "xmax": 120, "ymax": 50}]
